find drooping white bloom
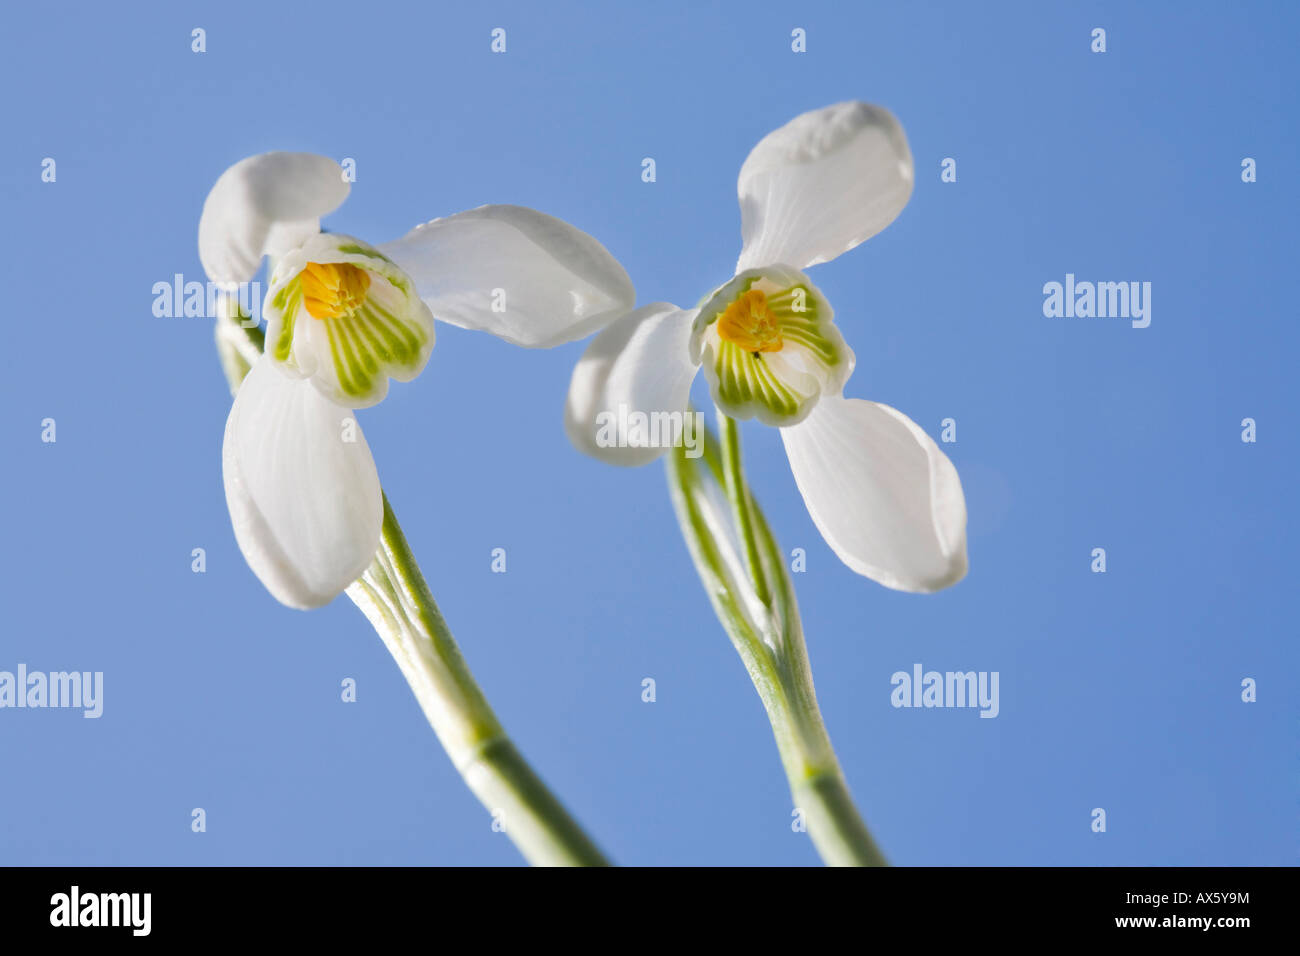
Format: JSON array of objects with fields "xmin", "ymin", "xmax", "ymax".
[
  {"xmin": 202, "ymin": 152, "xmax": 634, "ymax": 608},
  {"xmin": 565, "ymin": 103, "xmax": 967, "ymax": 593}
]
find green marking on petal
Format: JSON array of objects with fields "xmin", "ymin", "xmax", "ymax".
[
  {"xmin": 322, "ymin": 315, "xmax": 358, "ymax": 397},
  {"xmin": 334, "ymin": 243, "xmax": 394, "ymax": 264},
  {"xmin": 323, "ymin": 299, "xmax": 429, "ymax": 400},
  {"xmin": 333, "ymin": 244, "xmax": 412, "ymax": 294},
  {"xmin": 358, "ymin": 306, "xmax": 407, "ymax": 361},
  {"xmin": 269, "ymin": 284, "xmax": 291, "ymax": 310},
  {"xmin": 346, "ymin": 310, "xmax": 394, "ymax": 366},
  {"xmin": 366, "ymin": 300, "xmax": 424, "ymax": 357},
  {"xmin": 335, "ymin": 317, "xmax": 376, "ymax": 399},
  {"xmin": 712, "ymin": 341, "xmax": 802, "ymax": 420},
  {"xmin": 271, "ymin": 282, "xmax": 300, "ymax": 362}
]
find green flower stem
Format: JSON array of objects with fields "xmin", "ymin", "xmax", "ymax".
[
  {"xmin": 718, "ymin": 411, "xmax": 772, "ymax": 607},
  {"xmin": 668, "ymin": 412, "xmax": 887, "ymax": 867},
  {"xmin": 347, "ymin": 498, "xmax": 609, "ymax": 866},
  {"xmin": 216, "ymin": 303, "xmax": 608, "ymax": 867}
]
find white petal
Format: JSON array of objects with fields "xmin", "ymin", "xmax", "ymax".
[
  {"xmin": 781, "ymin": 395, "xmax": 966, "ymax": 592},
  {"xmin": 735, "ymin": 102, "xmax": 914, "ymax": 273},
  {"xmin": 223, "ymin": 358, "xmax": 382, "ymax": 609},
  {"xmin": 565, "ymin": 304, "xmax": 700, "ymax": 466},
  {"xmin": 199, "ymin": 152, "xmax": 351, "ymax": 287},
  {"xmin": 379, "ymin": 205, "xmax": 635, "ymax": 348}
]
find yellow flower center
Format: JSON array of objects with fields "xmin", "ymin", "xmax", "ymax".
[
  {"xmin": 716, "ymin": 289, "xmax": 782, "ymax": 353},
  {"xmin": 300, "ymin": 261, "xmax": 371, "ymax": 320}
]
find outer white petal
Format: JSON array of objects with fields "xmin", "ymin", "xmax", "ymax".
[
  {"xmin": 565, "ymin": 304, "xmax": 700, "ymax": 466},
  {"xmin": 735, "ymin": 102, "xmax": 914, "ymax": 273},
  {"xmin": 199, "ymin": 152, "xmax": 351, "ymax": 287},
  {"xmin": 781, "ymin": 394, "xmax": 967, "ymax": 592},
  {"xmin": 223, "ymin": 358, "xmax": 382, "ymax": 609},
  {"xmin": 379, "ymin": 205, "xmax": 635, "ymax": 348}
]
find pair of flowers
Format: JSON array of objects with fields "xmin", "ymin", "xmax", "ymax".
[{"xmin": 204, "ymin": 101, "xmax": 967, "ymax": 610}]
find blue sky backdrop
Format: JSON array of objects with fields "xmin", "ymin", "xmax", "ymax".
[{"xmin": 1, "ymin": 0, "xmax": 1295, "ymax": 865}]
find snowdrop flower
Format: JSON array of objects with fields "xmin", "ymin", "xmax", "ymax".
[
  {"xmin": 565, "ymin": 103, "xmax": 966, "ymax": 592},
  {"xmin": 203, "ymin": 152, "xmax": 633, "ymax": 608}
]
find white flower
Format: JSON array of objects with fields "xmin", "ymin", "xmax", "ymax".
[
  {"xmin": 203, "ymin": 152, "xmax": 634, "ymax": 608},
  {"xmin": 565, "ymin": 103, "xmax": 967, "ymax": 593}
]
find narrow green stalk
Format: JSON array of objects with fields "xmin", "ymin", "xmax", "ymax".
[
  {"xmin": 718, "ymin": 411, "xmax": 772, "ymax": 607},
  {"xmin": 348, "ymin": 498, "xmax": 608, "ymax": 866},
  {"xmin": 740, "ymin": 458, "xmax": 887, "ymax": 867},
  {"xmin": 216, "ymin": 302, "xmax": 608, "ymax": 867},
  {"xmin": 668, "ymin": 413, "xmax": 888, "ymax": 866}
]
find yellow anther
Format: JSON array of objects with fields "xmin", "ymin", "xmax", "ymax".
[
  {"xmin": 300, "ymin": 261, "xmax": 371, "ymax": 320},
  {"xmin": 716, "ymin": 289, "xmax": 782, "ymax": 353}
]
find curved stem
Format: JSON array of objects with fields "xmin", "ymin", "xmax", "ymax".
[
  {"xmin": 742, "ymin": 459, "xmax": 887, "ymax": 867},
  {"xmin": 348, "ymin": 497, "xmax": 609, "ymax": 866},
  {"xmin": 718, "ymin": 412, "xmax": 772, "ymax": 607},
  {"xmin": 670, "ymin": 411, "xmax": 888, "ymax": 866},
  {"xmin": 747, "ymin": 657, "xmax": 887, "ymax": 866},
  {"xmin": 218, "ymin": 304, "xmax": 608, "ymax": 867}
]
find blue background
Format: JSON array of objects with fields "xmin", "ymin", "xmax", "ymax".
[{"xmin": 1, "ymin": 0, "xmax": 1295, "ymax": 866}]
